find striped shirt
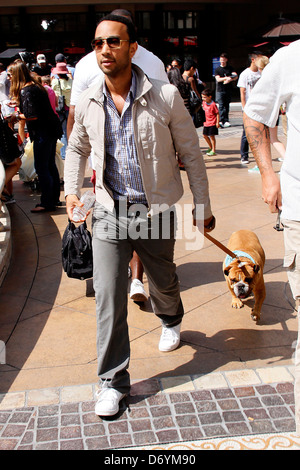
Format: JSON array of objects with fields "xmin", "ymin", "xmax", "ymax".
[{"xmin": 103, "ymin": 71, "xmax": 147, "ymax": 205}]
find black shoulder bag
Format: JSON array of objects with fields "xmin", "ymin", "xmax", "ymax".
[{"xmin": 62, "ymin": 220, "xmax": 93, "ymax": 280}]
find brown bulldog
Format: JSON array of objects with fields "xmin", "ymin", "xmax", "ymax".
[{"xmin": 223, "ymin": 230, "xmax": 266, "ymax": 322}]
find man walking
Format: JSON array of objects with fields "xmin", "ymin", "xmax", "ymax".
[
  {"xmin": 244, "ymin": 40, "xmax": 300, "ymax": 435},
  {"xmin": 67, "ymin": 9, "xmax": 168, "ymax": 304},
  {"xmin": 64, "ymin": 14, "xmax": 215, "ymax": 417}
]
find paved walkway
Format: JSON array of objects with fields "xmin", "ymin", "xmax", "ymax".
[{"xmin": 1, "ymin": 108, "xmax": 299, "ymax": 450}]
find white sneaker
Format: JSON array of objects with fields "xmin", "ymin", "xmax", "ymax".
[
  {"xmin": 159, "ymin": 323, "xmax": 181, "ymax": 352},
  {"xmin": 223, "ymin": 122, "xmax": 231, "ymax": 128},
  {"xmin": 130, "ymin": 279, "xmax": 148, "ymax": 302},
  {"xmin": 95, "ymin": 386, "xmax": 126, "ymax": 416}
]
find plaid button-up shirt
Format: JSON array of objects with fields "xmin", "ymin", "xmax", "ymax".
[{"xmin": 103, "ymin": 72, "xmax": 147, "ymax": 205}]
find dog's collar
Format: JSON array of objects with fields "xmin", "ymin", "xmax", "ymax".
[{"xmin": 225, "ymin": 250, "xmax": 256, "ymax": 268}]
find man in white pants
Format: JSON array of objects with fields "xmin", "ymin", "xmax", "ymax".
[
  {"xmin": 67, "ymin": 9, "xmax": 167, "ymax": 304},
  {"xmin": 243, "ymin": 39, "xmax": 300, "ymax": 435}
]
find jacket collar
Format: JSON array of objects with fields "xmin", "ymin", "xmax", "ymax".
[{"xmin": 88, "ymin": 64, "xmax": 153, "ymax": 105}]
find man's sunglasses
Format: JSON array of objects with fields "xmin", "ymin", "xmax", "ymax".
[{"xmin": 91, "ymin": 36, "xmax": 130, "ymax": 50}]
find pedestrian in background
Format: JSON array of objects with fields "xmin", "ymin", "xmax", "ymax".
[
  {"xmin": 201, "ymin": 88, "xmax": 220, "ymax": 156},
  {"xmin": 51, "ymin": 62, "xmax": 73, "ymax": 160},
  {"xmin": 237, "ymin": 51, "xmax": 262, "ymax": 165},
  {"xmin": 214, "ymin": 52, "xmax": 238, "ymax": 128},
  {"xmin": 8, "ymin": 61, "xmax": 62, "ymax": 212}
]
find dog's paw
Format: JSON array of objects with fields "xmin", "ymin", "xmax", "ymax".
[
  {"xmin": 231, "ymin": 298, "xmax": 244, "ymax": 309},
  {"xmin": 251, "ymin": 309, "xmax": 260, "ymax": 322}
]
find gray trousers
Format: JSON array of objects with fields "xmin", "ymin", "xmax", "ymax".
[{"xmin": 92, "ymin": 202, "xmax": 184, "ymax": 394}]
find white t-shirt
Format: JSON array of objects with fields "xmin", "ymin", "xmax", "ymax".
[
  {"xmin": 237, "ymin": 67, "xmax": 261, "ymax": 104},
  {"xmin": 70, "ymin": 44, "xmax": 167, "ymax": 106},
  {"xmin": 0, "ymin": 70, "xmax": 10, "ymax": 103},
  {"xmin": 244, "ymin": 40, "xmax": 300, "ymax": 221}
]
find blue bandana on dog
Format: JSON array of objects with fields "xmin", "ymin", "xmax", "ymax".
[{"xmin": 224, "ymin": 250, "xmax": 256, "ymax": 268}]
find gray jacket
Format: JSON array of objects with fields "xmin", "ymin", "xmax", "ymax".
[{"xmin": 64, "ymin": 65, "xmax": 212, "ymax": 219}]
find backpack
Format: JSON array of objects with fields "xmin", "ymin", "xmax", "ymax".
[
  {"xmin": 56, "ymin": 94, "xmax": 65, "ymax": 113},
  {"xmin": 56, "ymin": 79, "xmax": 66, "ymax": 113},
  {"xmin": 62, "ymin": 220, "xmax": 93, "ymax": 280}
]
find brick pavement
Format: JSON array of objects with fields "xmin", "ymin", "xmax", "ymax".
[
  {"xmin": 0, "ymin": 370, "xmax": 297, "ymax": 450},
  {"xmin": 1, "ymin": 105, "xmax": 299, "ymax": 451}
]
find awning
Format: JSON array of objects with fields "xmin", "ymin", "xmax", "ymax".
[
  {"xmin": 0, "ymin": 48, "xmax": 26, "ymax": 59},
  {"xmin": 263, "ymin": 20, "xmax": 300, "ymax": 38}
]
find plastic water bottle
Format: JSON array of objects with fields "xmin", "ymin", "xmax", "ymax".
[{"xmin": 72, "ymin": 190, "xmax": 96, "ymax": 222}]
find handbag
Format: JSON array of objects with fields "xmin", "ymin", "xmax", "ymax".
[
  {"xmin": 0, "ymin": 113, "xmax": 23, "ymax": 165},
  {"xmin": 189, "ymin": 90, "xmax": 202, "ymax": 114},
  {"xmin": 62, "ymin": 220, "xmax": 93, "ymax": 280},
  {"xmin": 193, "ymin": 106, "xmax": 206, "ymax": 128}
]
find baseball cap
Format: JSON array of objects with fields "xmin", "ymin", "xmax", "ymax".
[
  {"xmin": 37, "ymin": 54, "xmax": 46, "ymax": 63},
  {"xmin": 55, "ymin": 53, "xmax": 65, "ymax": 63}
]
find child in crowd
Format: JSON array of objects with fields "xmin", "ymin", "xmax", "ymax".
[
  {"xmin": 41, "ymin": 75, "xmax": 58, "ymax": 115},
  {"xmin": 201, "ymin": 88, "xmax": 219, "ymax": 156}
]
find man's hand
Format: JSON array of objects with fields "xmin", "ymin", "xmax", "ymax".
[
  {"xmin": 261, "ymin": 172, "xmax": 282, "ymax": 213},
  {"xmin": 66, "ymin": 194, "xmax": 86, "ymax": 222},
  {"xmin": 193, "ymin": 214, "xmax": 216, "ymax": 233},
  {"xmin": 243, "ymin": 113, "xmax": 282, "ymax": 214}
]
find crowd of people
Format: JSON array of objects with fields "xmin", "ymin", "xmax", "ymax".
[
  {"xmin": 1, "ymin": 9, "xmax": 299, "ymax": 433},
  {"xmin": 1, "ymin": 38, "xmax": 283, "ymax": 208},
  {"xmin": 0, "ymin": 52, "xmax": 73, "ymax": 208}
]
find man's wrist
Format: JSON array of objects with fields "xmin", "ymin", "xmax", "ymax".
[{"xmin": 204, "ymin": 215, "xmax": 215, "ymax": 230}]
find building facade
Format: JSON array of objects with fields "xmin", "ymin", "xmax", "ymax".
[{"xmin": 0, "ymin": 1, "xmax": 299, "ymax": 87}]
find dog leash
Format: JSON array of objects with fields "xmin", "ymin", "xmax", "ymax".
[
  {"xmin": 273, "ymin": 210, "xmax": 284, "ymax": 231},
  {"xmin": 203, "ymin": 231, "xmax": 238, "ymax": 259},
  {"xmin": 199, "ymin": 215, "xmax": 238, "ymax": 259},
  {"xmin": 203, "ymin": 232, "xmax": 254, "ymax": 269}
]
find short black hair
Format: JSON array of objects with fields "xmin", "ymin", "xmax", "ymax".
[
  {"xmin": 97, "ymin": 14, "xmax": 137, "ymax": 43},
  {"xmin": 183, "ymin": 59, "xmax": 197, "ymax": 71},
  {"xmin": 110, "ymin": 9, "xmax": 134, "ymax": 23},
  {"xmin": 202, "ymin": 88, "xmax": 212, "ymax": 97}
]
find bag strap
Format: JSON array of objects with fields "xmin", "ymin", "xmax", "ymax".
[{"xmin": 58, "ymin": 79, "xmax": 63, "ymax": 96}]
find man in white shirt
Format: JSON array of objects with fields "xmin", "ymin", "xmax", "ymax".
[
  {"xmin": 67, "ymin": 9, "xmax": 168, "ymax": 305},
  {"xmin": 0, "ymin": 63, "xmax": 10, "ymax": 104},
  {"xmin": 237, "ymin": 52, "xmax": 261, "ymax": 164},
  {"xmin": 244, "ymin": 40, "xmax": 300, "ymax": 435}
]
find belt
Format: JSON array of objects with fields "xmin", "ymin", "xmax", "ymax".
[{"xmin": 114, "ymin": 199, "xmax": 148, "ymax": 216}]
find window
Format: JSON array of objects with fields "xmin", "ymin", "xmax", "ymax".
[
  {"xmin": 163, "ymin": 11, "xmax": 197, "ymax": 30},
  {"xmin": 136, "ymin": 12, "xmax": 152, "ymax": 30},
  {"xmin": 0, "ymin": 15, "xmax": 21, "ymax": 34}
]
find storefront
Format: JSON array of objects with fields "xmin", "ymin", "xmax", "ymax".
[{"xmin": 0, "ymin": 1, "xmax": 299, "ymax": 83}]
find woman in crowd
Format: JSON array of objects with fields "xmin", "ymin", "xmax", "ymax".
[
  {"xmin": 168, "ymin": 66, "xmax": 191, "ymax": 114},
  {"xmin": 8, "ymin": 61, "xmax": 62, "ymax": 212},
  {"xmin": 0, "ymin": 101, "xmax": 22, "ymax": 204}
]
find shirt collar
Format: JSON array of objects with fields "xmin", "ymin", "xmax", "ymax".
[{"xmin": 103, "ymin": 70, "xmax": 137, "ymax": 102}]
